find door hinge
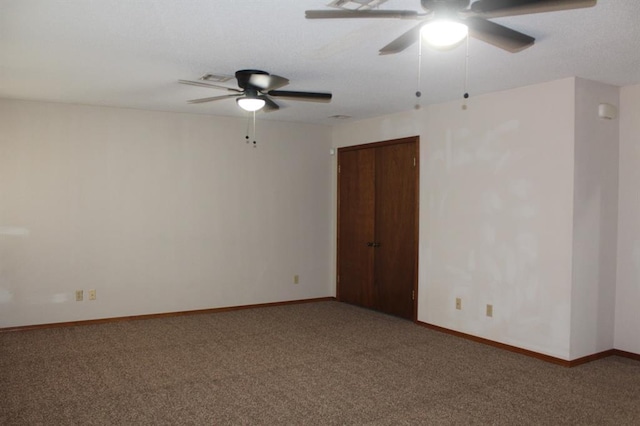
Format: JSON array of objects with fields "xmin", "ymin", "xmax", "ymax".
[
  {"xmin": 413, "ymin": 157, "xmax": 416, "ymax": 167},
  {"xmin": 412, "ymin": 290, "xmax": 415, "ymax": 301},
  {"xmin": 338, "ymin": 164, "xmax": 341, "ymax": 173}
]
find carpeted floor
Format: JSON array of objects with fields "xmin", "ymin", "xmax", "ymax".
[{"xmin": 1, "ymin": 301, "xmax": 639, "ymax": 425}]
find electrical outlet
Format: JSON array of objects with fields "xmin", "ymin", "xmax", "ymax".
[
  {"xmin": 486, "ymin": 304, "xmax": 493, "ymax": 317},
  {"xmin": 89, "ymin": 289, "xmax": 96, "ymax": 300},
  {"xmin": 75, "ymin": 290, "xmax": 83, "ymax": 302},
  {"xmin": 455, "ymin": 297, "xmax": 461, "ymax": 310},
  {"xmin": 294, "ymin": 275, "xmax": 299, "ymax": 284}
]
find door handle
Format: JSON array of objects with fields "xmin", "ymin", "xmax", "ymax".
[
  {"xmin": 367, "ymin": 242, "xmax": 381, "ymax": 248},
  {"xmin": 372, "ymin": 242, "xmax": 381, "ymax": 248}
]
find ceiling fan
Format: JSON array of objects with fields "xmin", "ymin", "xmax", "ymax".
[
  {"xmin": 179, "ymin": 70, "xmax": 332, "ymax": 112},
  {"xmin": 305, "ymin": 0, "xmax": 597, "ymax": 54}
]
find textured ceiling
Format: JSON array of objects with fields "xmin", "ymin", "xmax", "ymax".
[{"xmin": 1, "ymin": 0, "xmax": 639, "ymax": 125}]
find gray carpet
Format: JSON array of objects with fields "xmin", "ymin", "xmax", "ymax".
[{"xmin": 1, "ymin": 301, "xmax": 639, "ymax": 425}]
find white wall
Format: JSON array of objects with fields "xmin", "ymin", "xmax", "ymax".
[
  {"xmin": 423, "ymin": 79, "xmax": 577, "ymax": 359},
  {"xmin": 333, "ymin": 78, "xmax": 577, "ymax": 359},
  {"xmin": 570, "ymin": 78, "xmax": 619, "ymax": 359},
  {"xmin": 0, "ymin": 99, "xmax": 333, "ymax": 327},
  {"xmin": 615, "ymin": 84, "xmax": 640, "ymax": 354},
  {"xmin": 3, "ymin": 80, "xmax": 637, "ymax": 358}
]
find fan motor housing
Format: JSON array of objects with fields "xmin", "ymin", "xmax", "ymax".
[{"xmin": 236, "ymin": 69, "xmax": 268, "ymax": 89}]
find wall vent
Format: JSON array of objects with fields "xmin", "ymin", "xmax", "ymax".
[
  {"xmin": 199, "ymin": 73, "xmax": 233, "ymax": 83},
  {"xmin": 328, "ymin": 0, "xmax": 388, "ymax": 11}
]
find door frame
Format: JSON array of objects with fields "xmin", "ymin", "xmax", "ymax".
[{"xmin": 336, "ymin": 136, "xmax": 420, "ymax": 321}]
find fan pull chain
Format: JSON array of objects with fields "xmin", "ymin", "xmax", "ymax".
[
  {"xmin": 243, "ymin": 111, "xmax": 257, "ymax": 147},
  {"xmin": 415, "ymin": 35, "xmax": 423, "ymax": 110},
  {"xmin": 252, "ymin": 111, "xmax": 257, "ymax": 147},
  {"xmin": 245, "ymin": 115, "xmax": 251, "ymax": 144},
  {"xmin": 463, "ymin": 34, "xmax": 470, "ymax": 108}
]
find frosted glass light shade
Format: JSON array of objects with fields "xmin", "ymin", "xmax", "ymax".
[
  {"xmin": 421, "ymin": 20, "xmax": 468, "ymax": 48},
  {"xmin": 237, "ymin": 97, "xmax": 265, "ymax": 112}
]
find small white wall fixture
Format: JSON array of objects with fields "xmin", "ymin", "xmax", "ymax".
[{"xmin": 598, "ymin": 103, "xmax": 618, "ymax": 120}]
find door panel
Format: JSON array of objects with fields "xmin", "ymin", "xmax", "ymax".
[
  {"xmin": 374, "ymin": 142, "xmax": 417, "ymax": 319},
  {"xmin": 338, "ymin": 149, "xmax": 375, "ymax": 308}
]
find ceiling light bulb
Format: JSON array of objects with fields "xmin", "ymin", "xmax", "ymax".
[
  {"xmin": 237, "ymin": 97, "xmax": 266, "ymax": 112},
  {"xmin": 421, "ymin": 20, "xmax": 468, "ymax": 48}
]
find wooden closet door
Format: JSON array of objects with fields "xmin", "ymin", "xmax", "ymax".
[
  {"xmin": 337, "ymin": 137, "xmax": 418, "ymax": 320},
  {"xmin": 337, "ymin": 148, "xmax": 376, "ymax": 308},
  {"xmin": 374, "ymin": 142, "xmax": 417, "ymax": 319}
]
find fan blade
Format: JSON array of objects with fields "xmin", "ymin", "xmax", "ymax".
[
  {"xmin": 178, "ymin": 79, "xmax": 242, "ymax": 92},
  {"xmin": 249, "ymin": 74, "xmax": 290, "ymax": 91},
  {"xmin": 267, "ymin": 90, "xmax": 332, "ymax": 102},
  {"xmin": 260, "ymin": 96, "xmax": 280, "ymax": 112},
  {"xmin": 378, "ymin": 22, "xmax": 423, "ymax": 55},
  {"xmin": 187, "ymin": 94, "xmax": 242, "ymax": 104},
  {"xmin": 305, "ymin": 10, "xmax": 424, "ymax": 19},
  {"xmin": 471, "ymin": 0, "xmax": 596, "ymax": 18},
  {"xmin": 466, "ymin": 17, "xmax": 535, "ymax": 53}
]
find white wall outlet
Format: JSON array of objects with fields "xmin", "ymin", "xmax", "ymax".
[
  {"xmin": 75, "ymin": 290, "xmax": 83, "ymax": 302},
  {"xmin": 486, "ymin": 304, "xmax": 493, "ymax": 317},
  {"xmin": 455, "ymin": 297, "xmax": 461, "ymax": 310},
  {"xmin": 89, "ymin": 289, "xmax": 96, "ymax": 300},
  {"xmin": 294, "ymin": 275, "xmax": 299, "ymax": 284}
]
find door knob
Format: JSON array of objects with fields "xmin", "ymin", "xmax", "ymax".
[
  {"xmin": 366, "ymin": 242, "xmax": 374, "ymax": 247},
  {"xmin": 372, "ymin": 242, "xmax": 381, "ymax": 248}
]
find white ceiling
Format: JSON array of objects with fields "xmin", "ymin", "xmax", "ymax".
[{"xmin": 1, "ymin": 0, "xmax": 639, "ymax": 125}]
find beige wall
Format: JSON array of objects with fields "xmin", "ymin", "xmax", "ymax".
[
  {"xmin": 424, "ymin": 79, "xmax": 579, "ymax": 359},
  {"xmin": 616, "ymin": 83, "xmax": 640, "ymax": 354},
  {"xmin": 2, "ymin": 78, "xmax": 637, "ymax": 359},
  {"xmin": 570, "ymin": 78, "xmax": 619, "ymax": 359},
  {"xmin": 0, "ymin": 99, "xmax": 333, "ymax": 327}
]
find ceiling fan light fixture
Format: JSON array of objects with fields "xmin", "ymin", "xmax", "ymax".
[
  {"xmin": 236, "ymin": 96, "xmax": 266, "ymax": 112},
  {"xmin": 420, "ymin": 20, "xmax": 468, "ymax": 48}
]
